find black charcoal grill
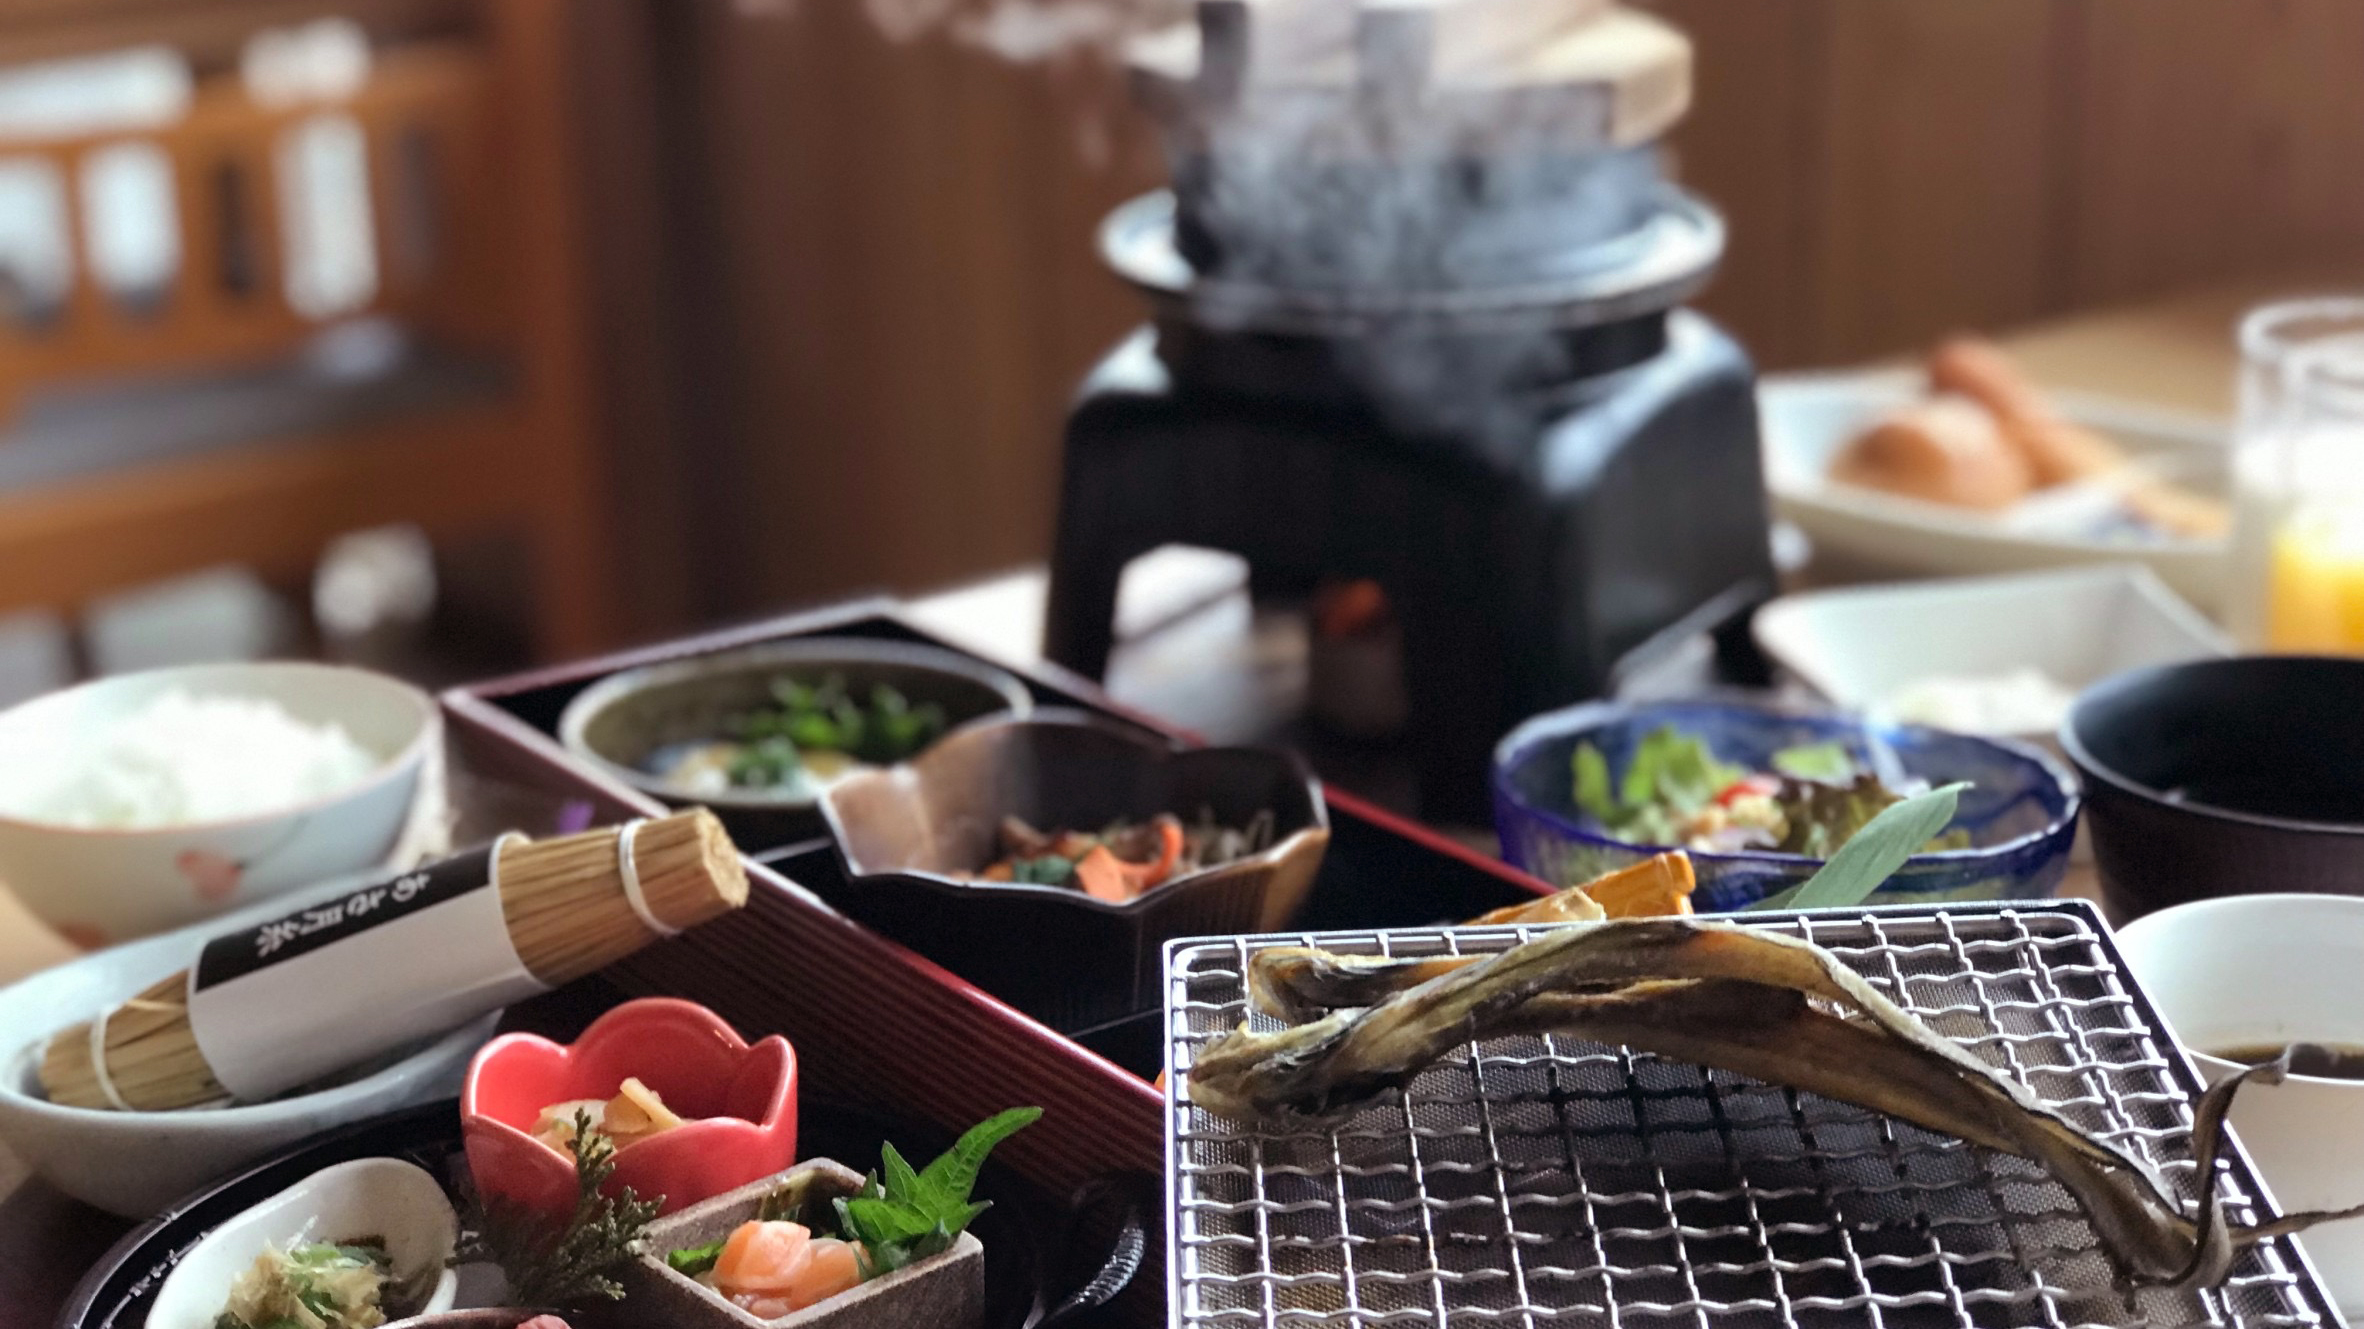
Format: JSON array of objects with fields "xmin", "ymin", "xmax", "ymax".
[
  {"xmin": 1161, "ymin": 902, "xmax": 2343, "ymax": 1328},
  {"xmin": 1043, "ymin": 0, "xmax": 1775, "ymax": 820}
]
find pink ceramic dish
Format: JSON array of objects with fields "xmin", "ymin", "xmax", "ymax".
[{"xmin": 462, "ymin": 998, "xmax": 798, "ymax": 1217}]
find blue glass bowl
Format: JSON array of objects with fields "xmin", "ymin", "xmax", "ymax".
[{"xmin": 1492, "ymin": 700, "xmax": 2081, "ymax": 912}]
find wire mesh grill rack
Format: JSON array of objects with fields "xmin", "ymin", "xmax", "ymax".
[{"xmin": 1162, "ymin": 902, "xmax": 2340, "ymax": 1329}]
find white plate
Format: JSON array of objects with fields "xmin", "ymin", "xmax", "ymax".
[
  {"xmin": 1761, "ymin": 369, "xmax": 2233, "ymax": 612},
  {"xmin": 1752, "ymin": 564, "xmax": 2233, "ymax": 751}
]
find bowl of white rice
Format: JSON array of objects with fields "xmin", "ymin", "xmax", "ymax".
[{"xmin": 0, "ymin": 662, "xmax": 436, "ymax": 946}]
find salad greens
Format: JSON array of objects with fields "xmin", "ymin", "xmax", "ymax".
[
  {"xmin": 1572, "ymin": 726, "xmax": 1970, "ymax": 857},
  {"xmin": 213, "ymin": 1241, "xmax": 398, "ymax": 1329},
  {"xmin": 1752, "ymin": 782, "xmax": 1970, "ymax": 911},
  {"xmin": 1769, "ymin": 740, "xmax": 1855, "ymax": 783}
]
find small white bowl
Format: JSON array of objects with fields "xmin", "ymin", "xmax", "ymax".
[
  {"xmin": 147, "ymin": 1157, "xmax": 461, "ymax": 1329},
  {"xmin": 0, "ymin": 876, "xmax": 495, "ymax": 1217},
  {"xmin": 0, "ymin": 662, "xmax": 437, "ymax": 945},
  {"xmin": 2118, "ymin": 894, "xmax": 2364, "ymax": 1317},
  {"xmin": 1753, "ymin": 564, "xmax": 2231, "ymax": 751}
]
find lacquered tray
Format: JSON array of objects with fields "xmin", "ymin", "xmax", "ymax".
[
  {"xmin": 440, "ymin": 598, "xmax": 1558, "ymax": 1076},
  {"xmin": 433, "ymin": 597, "xmax": 1563, "ymax": 1325}
]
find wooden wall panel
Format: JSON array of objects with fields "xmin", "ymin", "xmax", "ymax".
[
  {"xmin": 0, "ymin": 0, "xmax": 470, "ymax": 69},
  {"xmin": 666, "ymin": 2, "xmax": 1161, "ymax": 614},
  {"xmin": 2061, "ymin": 0, "xmax": 2364, "ymax": 309},
  {"xmin": 1648, "ymin": 0, "xmax": 1829, "ymax": 370},
  {"xmin": 1803, "ymin": 0, "xmax": 2069, "ymax": 362}
]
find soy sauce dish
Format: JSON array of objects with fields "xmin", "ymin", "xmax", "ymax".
[{"xmin": 2063, "ymin": 656, "xmax": 2364, "ymax": 919}]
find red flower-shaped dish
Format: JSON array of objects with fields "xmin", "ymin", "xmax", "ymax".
[{"xmin": 462, "ymin": 998, "xmax": 797, "ymax": 1217}]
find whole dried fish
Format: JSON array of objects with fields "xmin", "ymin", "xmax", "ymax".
[{"xmin": 1187, "ymin": 917, "xmax": 2364, "ymax": 1289}]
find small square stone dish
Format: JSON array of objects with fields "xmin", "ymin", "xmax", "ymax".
[{"xmin": 599, "ymin": 1159, "xmax": 985, "ymax": 1329}]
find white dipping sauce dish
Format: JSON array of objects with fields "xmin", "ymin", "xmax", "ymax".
[
  {"xmin": 145, "ymin": 1157, "xmax": 460, "ymax": 1329},
  {"xmin": 2117, "ymin": 893, "xmax": 2364, "ymax": 1315}
]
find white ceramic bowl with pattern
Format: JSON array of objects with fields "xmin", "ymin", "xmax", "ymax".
[{"xmin": 0, "ymin": 662, "xmax": 436, "ymax": 947}]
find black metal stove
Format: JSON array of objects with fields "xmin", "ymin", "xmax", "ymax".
[{"xmin": 1044, "ymin": 0, "xmax": 1775, "ymax": 820}]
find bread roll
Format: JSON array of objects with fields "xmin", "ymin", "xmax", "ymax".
[
  {"xmin": 1930, "ymin": 336, "xmax": 2124, "ymax": 486},
  {"xmin": 1829, "ymin": 396, "xmax": 2035, "ymax": 511}
]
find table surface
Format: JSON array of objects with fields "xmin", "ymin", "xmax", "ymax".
[{"xmin": 0, "ymin": 277, "xmax": 2275, "ymax": 1322}]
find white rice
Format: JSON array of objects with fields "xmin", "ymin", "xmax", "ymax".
[{"xmin": 0, "ymin": 689, "xmax": 384, "ymax": 829}]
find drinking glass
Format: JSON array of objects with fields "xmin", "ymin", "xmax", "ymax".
[{"xmin": 2229, "ymin": 298, "xmax": 2364, "ymax": 651}]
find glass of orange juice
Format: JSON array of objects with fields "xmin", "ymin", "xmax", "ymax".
[{"xmin": 2230, "ymin": 299, "xmax": 2364, "ymax": 653}]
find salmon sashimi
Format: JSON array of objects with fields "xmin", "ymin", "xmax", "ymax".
[
  {"xmin": 708, "ymin": 1221, "xmax": 867, "ymax": 1315},
  {"xmin": 712, "ymin": 1220, "xmax": 812, "ymax": 1294},
  {"xmin": 784, "ymin": 1238, "xmax": 864, "ymax": 1309}
]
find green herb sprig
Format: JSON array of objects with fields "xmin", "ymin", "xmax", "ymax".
[
  {"xmin": 835, "ymin": 1107, "xmax": 1040, "ymax": 1280},
  {"xmin": 454, "ymin": 1110, "xmax": 661, "ymax": 1307}
]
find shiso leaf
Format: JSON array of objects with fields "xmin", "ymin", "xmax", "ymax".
[{"xmin": 831, "ymin": 1107, "xmax": 1041, "ymax": 1281}]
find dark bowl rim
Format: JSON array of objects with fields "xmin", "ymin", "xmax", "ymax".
[
  {"xmin": 816, "ymin": 709, "xmax": 1331, "ymax": 916},
  {"xmin": 554, "ymin": 636, "xmax": 1036, "ymax": 811},
  {"xmin": 1491, "ymin": 698, "xmax": 2083, "ymax": 868},
  {"xmin": 2060, "ymin": 655, "xmax": 2364, "ymax": 838}
]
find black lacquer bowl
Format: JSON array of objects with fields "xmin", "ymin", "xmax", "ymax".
[
  {"xmin": 818, "ymin": 712, "xmax": 1328, "ymax": 1033},
  {"xmin": 2063, "ymin": 655, "xmax": 2364, "ymax": 919}
]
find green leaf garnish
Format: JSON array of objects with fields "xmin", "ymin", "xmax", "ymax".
[
  {"xmin": 832, "ymin": 1107, "xmax": 1040, "ymax": 1280},
  {"xmin": 666, "ymin": 1239, "xmax": 726, "ymax": 1277},
  {"xmin": 1753, "ymin": 782, "xmax": 1969, "ymax": 912}
]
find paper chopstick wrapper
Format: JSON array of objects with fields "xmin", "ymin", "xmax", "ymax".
[
  {"xmin": 186, "ymin": 839, "xmax": 536, "ymax": 1101},
  {"xmin": 41, "ymin": 809, "xmax": 748, "ymax": 1112}
]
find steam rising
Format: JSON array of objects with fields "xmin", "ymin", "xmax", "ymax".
[
  {"xmin": 831, "ymin": 0, "xmax": 1705, "ymax": 444},
  {"xmin": 860, "ymin": 0, "xmax": 1181, "ymax": 60}
]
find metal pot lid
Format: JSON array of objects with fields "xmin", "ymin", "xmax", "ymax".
[{"xmin": 1099, "ymin": 185, "xmax": 1725, "ymax": 337}]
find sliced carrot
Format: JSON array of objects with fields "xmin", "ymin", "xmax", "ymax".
[
  {"xmin": 1074, "ymin": 845, "xmax": 1134, "ymax": 902},
  {"xmin": 1465, "ymin": 852, "xmax": 1697, "ymax": 925},
  {"xmin": 1119, "ymin": 817, "xmax": 1187, "ymax": 892},
  {"xmin": 1466, "ymin": 886, "xmax": 1604, "ymax": 926}
]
